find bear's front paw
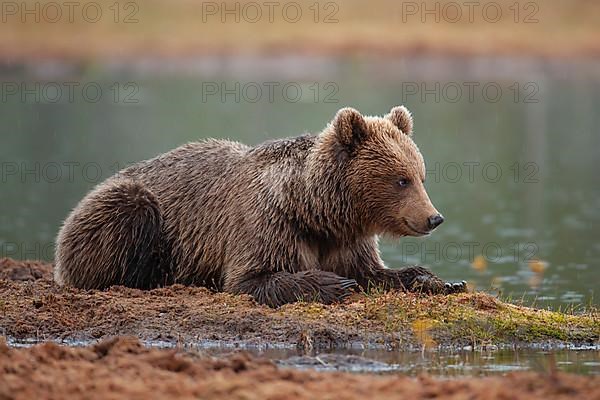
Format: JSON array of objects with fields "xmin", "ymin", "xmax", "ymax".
[
  {"xmin": 410, "ymin": 272, "xmax": 445, "ymax": 294},
  {"xmin": 395, "ymin": 266, "xmax": 466, "ymax": 295}
]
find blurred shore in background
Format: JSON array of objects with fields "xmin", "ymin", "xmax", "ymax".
[{"xmin": 1, "ymin": 0, "xmax": 599, "ymax": 62}]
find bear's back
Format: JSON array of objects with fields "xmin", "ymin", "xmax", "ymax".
[{"xmin": 122, "ymin": 139, "xmax": 248, "ymax": 201}]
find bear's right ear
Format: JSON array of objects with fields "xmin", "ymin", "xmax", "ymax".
[{"xmin": 331, "ymin": 107, "xmax": 368, "ymax": 150}]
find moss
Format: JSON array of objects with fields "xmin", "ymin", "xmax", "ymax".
[
  {"xmin": 285, "ymin": 292, "xmax": 599, "ymax": 347},
  {"xmin": 435, "ymin": 296, "xmax": 599, "ymax": 345}
]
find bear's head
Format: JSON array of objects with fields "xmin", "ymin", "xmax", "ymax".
[{"xmin": 322, "ymin": 106, "xmax": 444, "ymax": 238}]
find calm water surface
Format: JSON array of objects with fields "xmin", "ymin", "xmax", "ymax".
[{"xmin": 1, "ymin": 56, "xmax": 599, "ymax": 309}]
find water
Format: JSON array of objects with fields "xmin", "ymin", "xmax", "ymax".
[
  {"xmin": 7, "ymin": 336, "xmax": 600, "ymax": 376},
  {"xmin": 273, "ymin": 348, "xmax": 600, "ymax": 376},
  {"xmin": 1, "ymin": 56, "xmax": 599, "ymax": 309}
]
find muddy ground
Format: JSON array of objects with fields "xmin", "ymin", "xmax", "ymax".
[
  {"xmin": 1, "ymin": 258, "xmax": 598, "ymax": 350},
  {"xmin": 1, "ymin": 336, "xmax": 600, "ymax": 400}
]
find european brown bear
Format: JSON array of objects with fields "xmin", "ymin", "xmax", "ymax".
[{"xmin": 54, "ymin": 106, "xmax": 466, "ymax": 307}]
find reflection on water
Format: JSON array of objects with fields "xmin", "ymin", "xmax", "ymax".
[
  {"xmin": 1, "ymin": 56, "xmax": 599, "ymax": 309},
  {"xmin": 272, "ymin": 348, "xmax": 600, "ymax": 376}
]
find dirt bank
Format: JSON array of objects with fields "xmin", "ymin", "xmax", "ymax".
[
  {"xmin": 1, "ymin": 336, "xmax": 599, "ymax": 400},
  {"xmin": 1, "ymin": 258, "xmax": 598, "ymax": 349}
]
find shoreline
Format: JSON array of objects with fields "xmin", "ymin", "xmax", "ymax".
[{"xmin": 3, "ymin": 54, "xmax": 600, "ymax": 79}]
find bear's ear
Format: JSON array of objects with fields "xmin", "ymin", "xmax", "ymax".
[
  {"xmin": 331, "ymin": 107, "xmax": 368, "ymax": 150},
  {"xmin": 386, "ymin": 105, "xmax": 413, "ymax": 136}
]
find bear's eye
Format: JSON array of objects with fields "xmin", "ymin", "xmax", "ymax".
[{"xmin": 398, "ymin": 178, "xmax": 410, "ymax": 187}]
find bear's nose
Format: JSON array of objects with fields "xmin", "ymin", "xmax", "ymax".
[{"xmin": 427, "ymin": 214, "xmax": 444, "ymax": 230}]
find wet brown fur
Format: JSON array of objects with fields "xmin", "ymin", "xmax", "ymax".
[{"xmin": 54, "ymin": 106, "xmax": 465, "ymax": 307}]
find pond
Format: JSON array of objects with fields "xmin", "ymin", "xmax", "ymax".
[{"xmin": 1, "ymin": 56, "xmax": 599, "ymax": 310}]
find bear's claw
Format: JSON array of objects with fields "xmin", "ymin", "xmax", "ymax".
[
  {"xmin": 337, "ymin": 278, "xmax": 358, "ymax": 301},
  {"xmin": 444, "ymin": 280, "xmax": 467, "ymax": 294},
  {"xmin": 306, "ymin": 271, "xmax": 357, "ymax": 304},
  {"xmin": 339, "ymin": 278, "xmax": 358, "ymax": 290},
  {"xmin": 326, "ymin": 277, "xmax": 357, "ymax": 302}
]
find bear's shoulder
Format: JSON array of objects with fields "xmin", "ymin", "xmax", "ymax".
[{"xmin": 249, "ymin": 134, "xmax": 317, "ymax": 161}]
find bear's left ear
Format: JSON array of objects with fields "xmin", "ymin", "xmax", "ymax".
[
  {"xmin": 386, "ymin": 105, "xmax": 413, "ymax": 136},
  {"xmin": 331, "ymin": 107, "xmax": 368, "ymax": 150}
]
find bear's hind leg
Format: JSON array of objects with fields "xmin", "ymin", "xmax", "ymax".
[{"xmin": 55, "ymin": 178, "xmax": 166, "ymax": 290}]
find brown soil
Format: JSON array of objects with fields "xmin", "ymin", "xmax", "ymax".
[
  {"xmin": 0, "ymin": 258, "xmax": 52, "ymax": 282},
  {"xmin": 0, "ymin": 258, "xmax": 403, "ymax": 347},
  {"xmin": 0, "ymin": 258, "xmax": 598, "ymax": 349},
  {"xmin": 1, "ymin": 336, "xmax": 599, "ymax": 400}
]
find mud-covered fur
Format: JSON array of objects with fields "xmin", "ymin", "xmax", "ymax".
[{"xmin": 55, "ymin": 106, "xmax": 466, "ymax": 307}]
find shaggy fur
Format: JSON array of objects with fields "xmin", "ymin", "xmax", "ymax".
[{"xmin": 55, "ymin": 106, "xmax": 466, "ymax": 307}]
